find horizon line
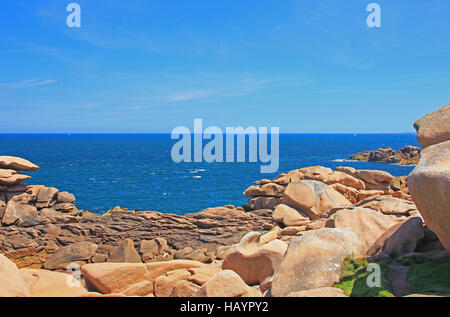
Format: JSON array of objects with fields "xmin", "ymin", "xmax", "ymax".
[{"xmin": 0, "ymin": 132, "xmax": 417, "ymax": 135}]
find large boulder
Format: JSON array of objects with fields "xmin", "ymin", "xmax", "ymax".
[
  {"xmin": 270, "ymin": 228, "xmax": 368, "ymax": 297},
  {"xmin": 35, "ymin": 187, "xmax": 59, "ymax": 208},
  {"xmin": 367, "ymin": 217, "xmax": 424, "ymax": 258},
  {"xmin": 2, "ymin": 201, "xmax": 38, "ymax": 226},
  {"xmin": 43, "ymin": 241, "xmax": 98, "ymax": 270},
  {"xmin": 243, "ymin": 183, "xmax": 285, "ymax": 197},
  {"xmin": 20, "ymin": 268, "xmax": 88, "ymax": 297},
  {"xmin": 332, "ymin": 207, "xmax": 396, "ymax": 243},
  {"xmin": 81, "ymin": 262, "xmax": 150, "ymax": 294},
  {"xmin": 356, "ymin": 196, "xmax": 417, "ymax": 215},
  {"xmin": 194, "ymin": 270, "xmax": 259, "ymax": 297},
  {"xmin": 282, "ymin": 180, "xmax": 351, "ymax": 220},
  {"xmin": 355, "ymin": 170, "xmax": 393, "ymax": 186},
  {"xmin": 413, "ymin": 104, "xmax": 450, "ymax": 148},
  {"xmin": 145, "ymin": 260, "xmax": 204, "ymax": 283},
  {"xmin": 108, "ymin": 239, "xmax": 142, "ymax": 263},
  {"xmin": 154, "ymin": 269, "xmax": 191, "ymax": 297},
  {"xmin": 222, "ymin": 232, "xmax": 287, "ymax": 285},
  {"xmin": 324, "ymin": 171, "xmax": 365, "ymax": 190},
  {"xmin": 408, "ymin": 140, "xmax": 450, "ymax": 251},
  {"xmin": 272, "ymin": 204, "xmax": 310, "ymax": 226},
  {"xmin": 0, "ymin": 156, "xmax": 39, "ymax": 171},
  {"xmin": 0, "ymin": 254, "xmax": 30, "ymax": 297}
]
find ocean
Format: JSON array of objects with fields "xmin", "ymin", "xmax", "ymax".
[{"xmin": 0, "ymin": 133, "xmax": 420, "ymax": 215}]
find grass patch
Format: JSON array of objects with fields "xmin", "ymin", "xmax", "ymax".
[
  {"xmin": 334, "ymin": 257, "xmax": 394, "ymax": 297},
  {"xmin": 408, "ymin": 260, "xmax": 450, "ymax": 295}
]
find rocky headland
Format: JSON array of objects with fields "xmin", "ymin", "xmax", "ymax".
[
  {"xmin": 348, "ymin": 145, "xmax": 421, "ymax": 165},
  {"xmin": 1, "ymin": 104, "xmax": 449, "ymax": 298}
]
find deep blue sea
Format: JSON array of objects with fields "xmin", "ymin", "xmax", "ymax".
[{"xmin": 0, "ymin": 134, "xmax": 420, "ymax": 215}]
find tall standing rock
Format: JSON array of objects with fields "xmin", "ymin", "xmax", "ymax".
[
  {"xmin": 408, "ymin": 103, "xmax": 450, "ymax": 252},
  {"xmin": 408, "ymin": 140, "xmax": 450, "ymax": 251}
]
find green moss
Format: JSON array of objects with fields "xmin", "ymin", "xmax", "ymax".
[
  {"xmin": 334, "ymin": 258, "xmax": 394, "ymax": 297},
  {"xmin": 408, "ymin": 260, "xmax": 450, "ymax": 295}
]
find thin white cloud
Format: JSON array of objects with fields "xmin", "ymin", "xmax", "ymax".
[{"xmin": 0, "ymin": 79, "xmax": 57, "ymax": 90}]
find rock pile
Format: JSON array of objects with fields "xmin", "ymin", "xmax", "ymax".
[
  {"xmin": 244, "ymin": 165, "xmax": 409, "ymax": 211},
  {"xmin": 408, "ymin": 103, "xmax": 450, "ymax": 251},
  {"xmin": 0, "ymin": 156, "xmax": 78, "ymax": 227},
  {"xmin": 348, "ymin": 145, "xmax": 421, "ymax": 165}
]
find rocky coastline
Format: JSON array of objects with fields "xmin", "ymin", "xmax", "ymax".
[
  {"xmin": 1, "ymin": 104, "xmax": 449, "ymax": 298},
  {"xmin": 348, "ymin": 145, "xmax": 421, "ymax": 165}
]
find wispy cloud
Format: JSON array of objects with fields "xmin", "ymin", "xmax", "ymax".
[
  {"xmin": 118, "ymin": 75, "xmax": 302, "ymax": 111},
  {"xmin": 0, "ymin": 79, "xmax": 57, "ymax": 90}
]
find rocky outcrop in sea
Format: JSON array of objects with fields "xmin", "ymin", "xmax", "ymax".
[{"xmin": 348, "ymin": 145, "xmax": 421, "ymax": 165}]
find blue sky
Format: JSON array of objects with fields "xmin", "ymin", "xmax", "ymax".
[{"xmin": 0, "ymin": 0, "xmax": 449, "ymax": 133}]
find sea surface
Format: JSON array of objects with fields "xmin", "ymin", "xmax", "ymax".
[{"xmin": 0, "ymin": 134, "xmax": 420, "ymax": 215}]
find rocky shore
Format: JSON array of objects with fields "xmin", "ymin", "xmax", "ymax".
[
  {"xmin": 348, "ymin": 145, "xmax": 421, "ymax": 165},
  {"xmin": 1, "ymin": 104, "xmax": 449, "ymax": 298}
]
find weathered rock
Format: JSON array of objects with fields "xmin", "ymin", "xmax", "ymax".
[
  {"xmin": 356, "ymin": 196, "xmax": 417, "ymax": 215},
  {"xmin": 0, "ymin": 156, "xmax": 39, "ymax": 171},
  {"xmin": 2, "ymin": 201, "xmax": 38, "ymax": 226},
  {"xmin": 287, "ymin": 287, "xmax": 347, "ymax": 297},
  {"xmin": 0, "ymin": 254, "xmax": 30, "ymax": 297},
  {"xmin": 243, "ymin": 183, "xmax": 285, "ymax": 197},
  {"xmin": 247, "ymin": 196, "xmax": 281, "ymax": 210},
  {"xmin": 325, "ymin": 171, "xmax": 365, "ymax": 190},
  {"xmin": 108, "ymin": 239, "xmax": 142, "ymax": 263},
  {"xmin": 140, "ymin": 238, "xmax": 174, "ymax": 262},
  {"xmin": 332, "ymin": 207, "xmax": 396, "ymax": 243},
  {"xmin": 194, "ymin": 270, "xmax": 256, "ymax": 297},
  {"xmin": 57, "ymin": 191, "xmax": 76, "ymax": 204},
  {"xmin": 0, "ymin": 200, "xmax": 6, "ymax": 219},
  {"xmin": 146, "ymin": 260, "xmax": 204, "ymax": 283},
  {"xmin": 408, "ymin": 140, "xmax": 450, "ymax": 251},
  {"xmin": 36, "ymin": 187, "xmax": 59, "ymax": 208},
  {"xmin": 367, "ymin": 217, "xmax": 424, "ymax": 258},
  {"xmin": 20, "ymin": 268, "xmax": 87, "ymax": 297},
  {"xmin": 270, "ymin": 228, "xmax": 368, "ymax": 297},
  {"xmin": 121, "ymin": 280, "xmax": 154, "ymax": 296},
  {"xmin": 0, "ymin": 173, "xmax": 31, "ymax": 185},
  {"xmin": 282, "ymin": 180, "xmax": 351, "ymax": 220},
  {"xmin": 170, "ymin": 280, "xmax": 201, "ymax": 297},
  {"xmin": 0, "ymin": 169, "xmax": 17, "ymax": 178},
  {"xmin": 222, "ymin": 232, "xmax": 287, "ymax": 285},
  {"xmin": 53, "ymin": 203, "xmax": 78, "ymax": 215},
  {"xmin": 355, "ymin": 170, "xmax": 393, "ymax": 186},
  {"xmin": 43, "ymin": 241, "xmax": 98, "ymax": 270},
  {"xmin": 187, "ymin": 265, "xmax": 222, "ymax": 285},
  {"xmin": 154, "ymin": 269, "xmax": 192, "ymax": 297},
  {"xmin": 1, "ymin": 206, "xmax": 275, "ymax": 268},
  {"xmin": 272, "ymin": 204, "xmax": 309, "ymax": 226},
  {"xmin": 81, "ymin": 262, "xmax": 150, "ymax": 294},
  {"xmin": 414, "ymin": 104, "xmax": 450, "ymax": 148}
]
